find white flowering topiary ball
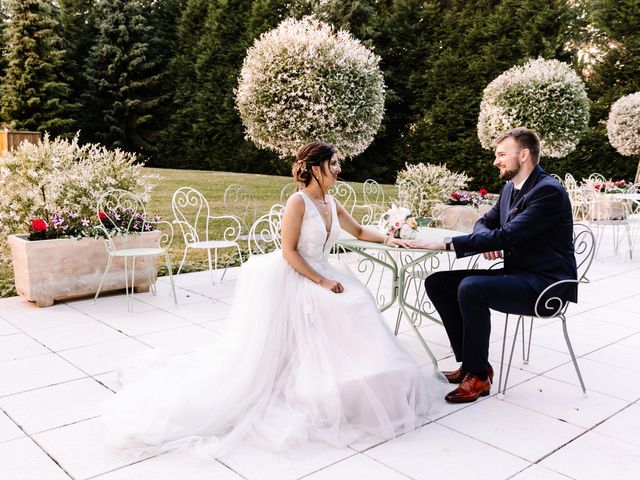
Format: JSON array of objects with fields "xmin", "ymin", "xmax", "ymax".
[
  {"xmin": 477, "ymin": 58, "xmax": 590, "ymax": 158},
  {"xmin": 607, "ymin": 92, "xmax": 640, "ymax": 156},
  {"xmin": 235, "ymin": 17, "xmax": 385, "ymax": 159}
]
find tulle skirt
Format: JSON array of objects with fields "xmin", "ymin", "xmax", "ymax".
[{"xmin": 101, "ymin": 251, "xmax": 444, "ymax": 458}]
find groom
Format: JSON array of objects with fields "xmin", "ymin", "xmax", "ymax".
[{"xmin": 413, "ymin": 127, "xmax": 576, "ymax": 403}]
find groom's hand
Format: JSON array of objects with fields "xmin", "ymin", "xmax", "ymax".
[{"xmin": 483, "ymin": 250, "xmax": 503, "ymax": 260}]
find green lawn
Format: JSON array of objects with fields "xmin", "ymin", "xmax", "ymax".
[{"xmin": 0, "ymin": 168, "xmax": 397, "ymax": 298}]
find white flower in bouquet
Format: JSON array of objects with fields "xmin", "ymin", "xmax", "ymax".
[
  {"xmin": 379, "ymin": 204, "xmax": 418, "ymax": 239},
  {"xmin": 477, "ymin": 58, "xmax": 590, "ymax": 158},
  {"xmin": 607, "ymin": 92, "xmax": 640, "ymax": 156}
]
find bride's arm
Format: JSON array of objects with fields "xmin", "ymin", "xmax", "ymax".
[
  {"xmin": 335, "ymin": 201, "xmax": 412, "ymax": 248},
  {"xmin": 281, "ymin": 195, "xmax": 344, "ymax": 293}
]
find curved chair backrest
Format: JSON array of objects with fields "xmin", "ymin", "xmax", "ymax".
[
  {"xmin": 363, "ymin": 179, "xmax": 385, "ymax": 209},
  {"xmin": 96, "ymin": 189, "xmax": 148, "ymax": 253},
  {"xmin": 224, "ymin": 184, "xmax": 257, "ymax": 232},
  {"xmin": 172, "ymin": 187, "xmax": 211, "ymax": 245},
  {"xmin": 572, "ymin": 223, "xmax": 595, "ymax": 282},
  {"xmin": 329, "ymin": 181, "xmax": 356, "ymax": 214},
  {"xmin": 351, "ymin": 203, "xmax": 375, "ymax": 226},
  {"xmin": 280, "ymin": 183, "xmax": 300, "ymax": 204},
  {"xmin": 247, "ymin": 204, "xmax": 285, "ymax": 256},
  {"xmin": 564, "ymin": 173, "xmax": 578, "ymax": 190},
  {"xmin": 433, "ymin": 205, "xmax": 480, "ymax": 233},
  {"xmin": 550, "ymin": 173, "xmax": 564, "ymax": 186},
  {"xmin": 588, "ymin": 173, "xmax": 607, "ymax": 184}
]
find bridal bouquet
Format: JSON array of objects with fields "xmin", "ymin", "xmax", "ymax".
[{"xmin": 379, "ymin": 204, "xmax": 428, "ymax": 240}]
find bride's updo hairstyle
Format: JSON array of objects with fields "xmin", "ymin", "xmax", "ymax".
[{"xmin": 292, "ymin": 141, "xmax": 337, "ymax": 186}]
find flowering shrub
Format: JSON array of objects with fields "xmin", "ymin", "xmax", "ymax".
[
  {"xmin": 28, "ymin": 210, "xmax": 94, "ymax": 240},
  {"xmin": 96, "ymin": 207, "xmax": 160, "ymax": 235},
  {"xmin": 395, "ymin": 163, "xmax": 470, "ymax": 217},
  {"xmin": 235, "ymin": 16, "xmax": 385, "ymax": 159},
  {"xmin": 477, "ymin": 58, "xmax": 590, "ymax": 158},
  {"xmin": 0, "ymin": 134, "xmax": 157, "ymax": 259},
  {"xmin": 591, "ymin": 180, "xmax": 634, "ymax": 193},
  {"xmin": 607, "ymin": 92, "xmax": 640, "ymax": 156},
  {"xmin": 27, "ymin": 207, "xmax": 160, "ymax": 241},
  {"xmin": 378, "ymin": 204, "xmax": 430, "ymax": 240},
  {"xmin": 448, "ymin": 189, "xmax": 497, "ymax": 206}
]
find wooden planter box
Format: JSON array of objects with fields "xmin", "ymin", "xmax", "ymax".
[{"xmin": 7, "ymin": 231, "xmax": 161, "ymax": 307}]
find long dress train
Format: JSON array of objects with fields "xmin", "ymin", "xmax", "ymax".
[{"xmin": 101, "ymin": 191, "xmax": 444, "ymax": 458}]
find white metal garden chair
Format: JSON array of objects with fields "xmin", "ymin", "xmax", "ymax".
[
  {"xmin": 432, "ymin": 204, "xmax": 481, "ymax": 269},
  {"xmin": 496, "ymin": 223, "xmax": 596, "ymax": 397},
  {"xmin": 247, "ymin": 204, "xmax": 285, "ymax": 256},
  {"xmin": 172, "ymin": 187, "xmax": 243, "ymax": 297},
  {"xmin": 363, "ymin": 179, "xmax": 386, "ymax": 223},
  {"xmin": 279, "ymin": 182, "xmax": 300, "ymax": 204},
  {"xmin": 223, "ymin": 183, "xmax": 258, "ymax": 240},
  {"xmin": 94, "ymin": 189, "xmax": 177, "ymax": 312},
  {"xmin": 329, "ymin": 181, "xmax": 357, "ymax": 214}
]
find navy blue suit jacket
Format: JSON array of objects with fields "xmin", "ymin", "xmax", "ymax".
[{"xmin": 452, "ymin": 165, "xmax": 577, "ymax": 302}]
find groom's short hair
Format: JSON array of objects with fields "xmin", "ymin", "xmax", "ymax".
[{"xmin": 492, "ymin": 127, "xmax": 541, "ymax": 164}]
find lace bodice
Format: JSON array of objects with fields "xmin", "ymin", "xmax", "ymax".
[{"xmin": 296, "ymin": 192, "xmax": 340, "ymax": 264}]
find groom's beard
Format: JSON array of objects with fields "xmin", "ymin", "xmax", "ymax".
[{"xmin": 500, "ymin": 163, "xmax": 520, "ymax": 181}]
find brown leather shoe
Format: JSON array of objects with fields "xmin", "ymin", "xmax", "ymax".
[
  {"xmin": 443, "ymin": 365, "xmax": 494, "ymax": 384},
  {"xmin": 444, "ymin": 373, "xmax": 491, "ymax": 403}
]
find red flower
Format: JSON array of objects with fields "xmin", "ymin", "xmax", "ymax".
[
  {"xmin": 594, "ymin": 184, "xmax": 601, "ymax": 191},
  {"xmin": 479, "ymin": 188, "xmax": 488, "ymax": 196},
  {"xmin": 98, "ymin": 212, "xmax": 107, "ymax": 220},
  {"xmin": 30, "ymin": 218, "xmax": 48, "ymax": 232},
  {"xmin": 451, "ymin": 192, "xmax": 461, "ymax": 200}
]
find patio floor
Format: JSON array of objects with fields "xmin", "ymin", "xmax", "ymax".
[{"xmin": 1, "ymin": 234, "xmax": 639, "ymax": 480}]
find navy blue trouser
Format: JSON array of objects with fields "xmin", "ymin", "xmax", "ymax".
[{"xmin": 424, "ymin": 268, "xmax": 538, "ymax": 380}]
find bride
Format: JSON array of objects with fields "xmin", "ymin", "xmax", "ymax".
[{"xmin": 101, "ymin": 141, "xmax": 443, "ymax": 458}]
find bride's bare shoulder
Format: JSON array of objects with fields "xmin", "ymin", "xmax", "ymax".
[{"xmin": 284, "ymin": 193, "xmax": 305, "ymax": 215}]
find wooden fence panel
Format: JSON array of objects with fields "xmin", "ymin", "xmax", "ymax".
[{"xmin": 0, "ymin": 130, "xmax": 41, "ymax": 153}]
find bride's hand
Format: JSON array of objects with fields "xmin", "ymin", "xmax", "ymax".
[
  {"xmin": 386, "ymin": 237, "xmax": 412, "ymax": 249},
  {"xmin": 318, "ymin": 277, "xmax": 344, "ymax": 293}
]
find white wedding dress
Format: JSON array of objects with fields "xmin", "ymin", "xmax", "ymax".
[{"xmin": 102, "ymin": 192, "xmax": 443, "ymax": 458}]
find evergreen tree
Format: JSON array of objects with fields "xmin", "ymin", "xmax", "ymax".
[
  {"xmin": 561, "ymin": 0, "xmax": 640, "ymax": 182},
  {"xmin": 0, "ymin": 0, "xmax": 78, "ymax": 136},
  {"xmin": 0, "ymin": 1, "xmax": 8, "ymax": 88},
  {"xmin": 58, "ymin": 0, "xmax": 98, "ymax": 137},
  {"xmin": 192, "ymin": 0, "xmax": 275, "ymax": 173},
  {"xmin": 83, "ymin": 0, "xmax": 163, "ymax": 153},
  {"xmin": 399, "ymin": 0, "xmax": 585, "ymax": 191},
  {"xmin": 154, "ymin": 0, "xmax": 211, "ymax": 168}
]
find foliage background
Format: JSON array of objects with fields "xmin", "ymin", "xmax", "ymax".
[{"xmin": 0, "ymin": 0, "xmax": 638, "ymax": 192}]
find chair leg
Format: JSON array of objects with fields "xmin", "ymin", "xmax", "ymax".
[
  {"xmin": 394, "ymin": 308, "xmax": 403, "ymax": 335},
  {"xmin": 175, "ymin": 247, "xmax": 188, "ymax": 277},
  {"xmin": 521, "ymin": 317, "xmax": 527, "ymax": 363},
  {"xmin": 524, "ymin": 317, "xmax": 534, "ymax": 364},
  {"xmin": 497, "ymin": 313, "xmax": 510, "ymax": 397},
  {"xmin": 206, "ymin": 248, "xmax": 216, "ymax": 300},
  {"xmin": 560, "ymin": 315, "xmax": 587, "ymax": 394},
  {"xmin": 164, "ymin": 252, "xmax": 178, "ymax": 306},
  {"xmin": 128, "ymin": 256, "xmax": 137, "ymax": 313},
  {"xmin": 142, "ymin": 256, "xmax": 156, "ymax": 296},
  {"xmin": 502, "ymin": 315, "xmax": 523, "ymax": 396},
  {"xmin": 94, "ymin": 255, "xmax": 113, "ymax": 303}
]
